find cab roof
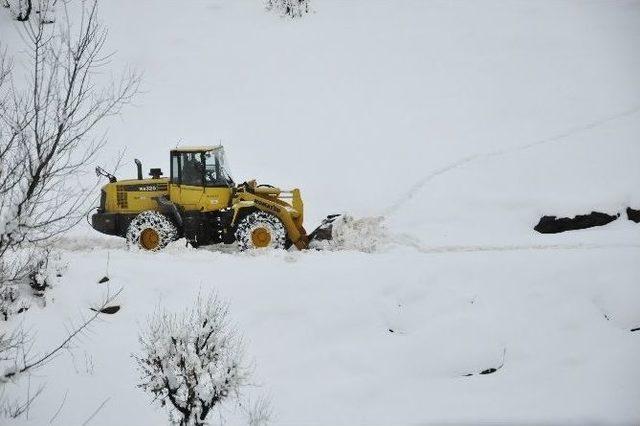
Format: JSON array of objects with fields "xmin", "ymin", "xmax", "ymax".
[{"xmin": 170, "ymin": 145, "xmax": 223, "ymax": 153}]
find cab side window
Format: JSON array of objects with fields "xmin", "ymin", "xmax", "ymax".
[
  {"xmin": 203, "ymin": 151, "xmax": 224, "ymax": 186},
  {"xmin": 170, "ymin": 154, "xmax": 180, "ymax": 183},
  {"xmin": 180, "ymin": 152, "xmax": 204, "ymax": 186}
]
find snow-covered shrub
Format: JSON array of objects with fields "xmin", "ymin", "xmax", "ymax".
[
  {"xmin": 265, "ymin": 0, "xmax": 310, "ymax": 18},
  {"xmin": 4, "ymin": 0, "xmax": 56, "ymax": 23},
  {"xmin": 4, "ymin": 0, "xmax": 31, "ymax": 21},
  {"xmin": 0, "ymin": 284, "xmax": 25, "ymax": 321},
  {"xmin": 134, "ymin": 294, "xmax": 249, "ymax": 426},
  {"xmin": 26, "ymin": 249, "xmax": 63, "ymax": 296},
  {"xmin": 0, "ymin": 249, "xmax": 63, "ymax": 320}
]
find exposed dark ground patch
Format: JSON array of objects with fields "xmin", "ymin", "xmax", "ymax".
[
  {"xmin": 627, "ymin": 207, "xmax": 640, "ymax": 223},
  {"xmin": 534, "ymin": 211, "xmax": 619, "ymax": 234}
]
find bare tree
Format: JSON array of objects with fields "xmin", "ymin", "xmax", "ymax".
[
  {"xmin": 0, "ymin": 0, "xmax": 138, "ymax": 284},
  {"xmin": 0, "ymin": 0, "xmax": 137, "ymax": 419},
  {"xmin": 2, "ymin": 0, "xmax": 138, "ymax": 251},
  {"xmin": 134, "ymin": 294, "xmax": 249, "ymax": 426}
]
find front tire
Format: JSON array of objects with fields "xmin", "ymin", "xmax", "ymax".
[
  {"xmin": 126, "ymin": 211, "xmax": 178, "ymax": 251},
  {"xmin": 235, "ymin": 211, "xmax": 286, "ymax": 251}
]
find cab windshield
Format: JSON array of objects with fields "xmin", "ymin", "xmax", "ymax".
[{"xmin": 203, "ymin": 148, "xmax": 234, "ymax": 187}]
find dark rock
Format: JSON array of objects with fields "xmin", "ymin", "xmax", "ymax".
[
  {"xmin": 480, "ymin": 368, "xmax": 497, "ymax": 375},
  {"xmin": 627, "ymin": 207, "xmax": 640, "ymax": 223},
  {"xmin": 631, "ymin": 327, "xmax": 640, "ymax": 332},
  {"xmin": 534, "ymin": 211, "xmax": 619, "ymax": 234},
  {"xmin": 90, "ymin": 305, "xmax": 120, "ymax": 315},
  {"xmin": 98, "ymin": 276, "xmax": 110, "ymax": 283}
]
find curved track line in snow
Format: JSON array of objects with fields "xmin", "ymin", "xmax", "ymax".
[{"xmin": 383, "ymin": 105, "xmax": 640, "ymax": 216}]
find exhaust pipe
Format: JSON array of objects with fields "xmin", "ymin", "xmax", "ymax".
[{"xmin": 134, "ymin": 159, "xmax": 142, "ymax": 180}]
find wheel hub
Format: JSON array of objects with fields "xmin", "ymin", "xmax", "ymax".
[
  {"xmin": 251, "ymin": 227, "xmax": 272, "ymax": 248},
  {"xmin": 140, "ymin": 228, "xmax": 160, "ymax": 250}
]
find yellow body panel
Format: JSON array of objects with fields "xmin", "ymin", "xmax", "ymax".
[
  {"xmin": 171, "ymin": 185, "xmax": 233, "ymax": 211},
  {"xmin": 103, "ymin": 178, "xmax": 170, "ymax": 214},
  {"xmin": 103, "ymin": 179, "xmax": 232, "ymax": 214}
]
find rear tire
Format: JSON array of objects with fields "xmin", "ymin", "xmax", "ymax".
[
  {"xmin": 126, "ymin": 211, "xmax": 178, "ymax": 251},
  {"xmin": 235, "ymin": 211, "xmax": 286, "ymax": 251}
]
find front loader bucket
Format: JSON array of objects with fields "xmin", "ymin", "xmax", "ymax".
[{"xmin": 308, "ymin": 214, "xmax": 342, "ymax": 243}]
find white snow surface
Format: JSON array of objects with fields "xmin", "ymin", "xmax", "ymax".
[{"xmin": 2, "ymin": 0, "xmax": 640, "ymax": 424}]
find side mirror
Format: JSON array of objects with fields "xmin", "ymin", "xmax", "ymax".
[{"xmin": 95, "ymin": 166, "xmax": 117, "ymax": 183}]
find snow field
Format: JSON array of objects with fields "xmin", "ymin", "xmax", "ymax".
[
  {"xmin": 5, "ymin": 238, "xmax": 639, "ymax": 424},
  {"xmin": 1, "ymin": 0, "xmax": 639, "ymax": 423}
]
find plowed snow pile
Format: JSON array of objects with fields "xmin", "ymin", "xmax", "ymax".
[{"xmin": 310, "ymin": 215, "xmax": 389, "ymax": 253}]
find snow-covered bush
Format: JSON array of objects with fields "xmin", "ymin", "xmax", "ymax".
[
  {"xmin": 0, "ymin": 249, "xmax": 64, "ymax": 320},
  {"xmin": 134, "ymin": 294, "xmax": 249, "ymax": 426},
  {"xmin": 3, "ymin": 0, "xmax": 56, "ymax": 23},
  {"xmin": 4, "ymin": 0, "xmax": 31, "ymax": 21},
  {"xmin": 265, "ymin": 0, "xmax": 310, "ymax": 18},
  {"xmin": 0, "ymin": 283, "xmax": 25, "ymax": 321}
]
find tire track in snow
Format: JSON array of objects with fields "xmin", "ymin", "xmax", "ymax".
[
  {"xmin": 53, "ymin": 235, "xmax": 640, "ymax": 255},
  {"xmin": 391, "ymin": 236, "xmax": 640, "ymax": 255},
  {"xmin": 383, "ymin": 105, "xmax": 640, "ymax": 216}
]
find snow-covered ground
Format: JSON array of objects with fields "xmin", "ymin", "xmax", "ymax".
[
  {"xmin": 2, "ymin": 0, "xmax": 640, "ymax": 424},
  {"xmin": 7, "ymin": 238, "xmax": 640, "ymax": 425}
]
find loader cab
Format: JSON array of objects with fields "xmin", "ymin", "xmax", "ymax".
[{"xmin": 169, "ymin": 146, "xmax": 234, "ymax": 211}]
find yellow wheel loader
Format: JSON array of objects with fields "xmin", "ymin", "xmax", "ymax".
[{"xmin": 91, "ymin": 146, "xmax": 338, "ymax": 251}]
